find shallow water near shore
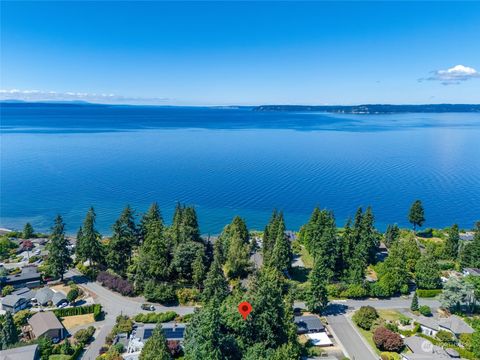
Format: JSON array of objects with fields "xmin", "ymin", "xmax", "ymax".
[{"xmin": 1, "ymin": 105, "xmax": 479, "ymax": 234}]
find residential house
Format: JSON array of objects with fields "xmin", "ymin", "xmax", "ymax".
[
  {"xmin": 12, "ymin": 287, "xmax": 36, "ymax": 301},
  {"xmin": 27, "ymin": 311, "xmax": 66, "ymax": 342},
  {"xmin": 459, "ymin": 232, "xmax": 474, "ymax": 241},
  {"xmin": 124, "ymin": 323, "xmax": 186, "ymax": 360},
  {"xmin": 34, "ymin": 287, "xmax": 55, "ymax": 306},
  {"xmin": 1, "ymin": 294, "xmax": 29, "ymax": 313},
  {"xmin": 294, "ymin": 315, "xmax": 332, "ymax": 347},
  {"xmin": 4, "ymin": 266, "xmax": 41, "ymax": 289},
  {"xmin": 0, "ymin": 344, "xmax": 40, "ymax": 360},
  {"xmin": 52, "ymin": 292, "xmax": 68, "ymax": 307},
  {"xmin": 402, "ymin": 336, "xmax": 459, "ymax": 360},
  {"xmin": 406, "ymin": 312, "xmax": 474, "ymax": 338}
]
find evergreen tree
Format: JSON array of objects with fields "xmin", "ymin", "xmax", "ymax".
[
  {"xmin": 360, "ymin": 207, "xmax": 379, "ymax": 265},
  {"xmin": 408, "ymin": 200, "xmax": 425, "ymax": 232},
  {"xmin": 135, "ymin": 215, "xmax": 170, "ymax": 289},
  {"xmin": 306, "ymin": 258, "xmax": 329, "ymax": 314},
  {"xmin": 222, "ymin": 217, "xmax": 251, "ymax": 279},
  {"xmin": 192, "ymin": 249, "xmax": 207, "ymax": 288},
  {"xmin": 445, "ymin": 224, "xmax": 460, "ymax": 260},
  {"xmin": 262, "ymin": 210, "xmax": 278, "ymax": 265},
  {"xmin": 184, "ymin": 302, "xmax": 224, "ymax": 360},
  {"xmin": 76, "ymin": 207, "xmax": 104, "ymax": 266},
  {"xmin": 169, "ymin": 204, "xmax": 201, "ymax": 245},
  {"xmin": 139, "ymin": 324, "xmax": 172, "ymax": 360},
  {"xmin": 269, "ymin": 213, "xmax": 292, "ymax": 273},
  {"xmin": 410, "ymin": 292, "xmax": 419, "ymax": 311},
  {"xmin": 1, "ymin": 312, "xmax": 18, "ymax": 348},
  {"xmin": 415, "ymin": 254, "xmax": 441, "ymax": 290},
  {"xmin": 460, "ymin": 221, "xmax": 480, "ymax": 268},
  {"xmin": 139, "ymin": 202, "xmax": 163, "ymax": 243},
  {"xmin": 46, "ymin": 215, "xmax": 72, "ymax": 281},
  {"xmin": 384, "ymin": 224, "xmax": 400, "ymax": 248},
  {"xmin": 107, "ymin": 205, "xmax": 137, "ymax": 275},
  {"xmin": 301, "ymin": 208, "xmax": 337, "ymax": 276},
  {"xmin": 22, "ymin": 222, "xmax": 34, "ymax": 239},
  {"xmin": 202, "ymin": 254, "xmax": 229, "ymax": 303}
]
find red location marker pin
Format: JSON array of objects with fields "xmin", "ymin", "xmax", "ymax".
[{"xmin": 238, "ymin": 301, "xmax": 252, "ymax": 320}]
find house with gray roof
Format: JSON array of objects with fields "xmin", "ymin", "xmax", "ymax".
[
  {"xmin": 463, "ymin": 267, "xmax": 480, "ymax": 277},
  {"xmin": 34, "ymin": 287, "xmax": 54, "ymax": 306},
  {"xmin": 4, "ymin": 266, "xmax": 41, "ymax": 289},
  {"xmin": 0, "ymin": 344, "xmax": 39, "ymax": 360},
  {"xmin": 27, "ymin": 311, "xmax": 65, "ymax": 342},
  {"xmin": 12, "ymin": 287, "xmax": 36, "ymax": 301},
  {"xmin": 294, "ymin": 315, "xmax": 325, "ymax": 334},
  {"xmin": 402, "ymin": 336, "xmax": 459, "ymax": 360},
  {"xmin": 1, "ymin": 294, "xmax": 29, "ymax": 313},
  {"xmin": 405, "ymin": 312, "xmax": 474, "ymax": 338}
]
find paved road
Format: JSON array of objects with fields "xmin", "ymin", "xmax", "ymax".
[
  {"xmin": 327, "ymin": 313, "xmax": 377, "ymax": 360},
  {"xmin": 82, "ymin": 323, "xmax": 113, "ymax": 360}
]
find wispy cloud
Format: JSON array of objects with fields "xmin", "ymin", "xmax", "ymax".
[
  {"xmin": 0, "ymin": 89, "xmax": 170, "ymax": 104},
  {"xmin": 419, "ymin": 65, "xmax": 480, "ymax": 85}
]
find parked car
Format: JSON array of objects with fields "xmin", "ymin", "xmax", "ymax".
[{"xmin": 141, "ymin": 303, "xmax": 155, "ymax": 311}]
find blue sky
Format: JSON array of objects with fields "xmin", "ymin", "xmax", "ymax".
[{"xmin": 1, "ymin": 1, "xmax": 480, "ymax": 105}]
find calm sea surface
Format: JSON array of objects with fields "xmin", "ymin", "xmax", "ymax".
[{"xmin": 1, "ymin": 105, "xmax": 479, "ymax": 234}]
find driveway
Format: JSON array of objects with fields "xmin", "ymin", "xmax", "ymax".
[{"xmin": 327, "ymin": 313, "xmax": 377, "ymax": 360}]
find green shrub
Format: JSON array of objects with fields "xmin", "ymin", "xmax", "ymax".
[
  {"xmin": 399, "ymin": 314, "xmax": 411, "ymax": 326},
  {"xmin": 327, "ymin": 283, "xmax": 346, "ymax": 298},
  {"xmin": 74, "ymin": 326, "xmax": 95, "ymax": 345},
  {"xmin": 385, "ymin": 322, "xmax": 399, "ymax": 333},
  {"xmin": 176, "ymin": 288, "xmax": 200, "ymax": 305},
  {"xmin": 144, "ymin": 282, "xmax": 177, "ymax": 304},
  {"xmin": 1, "ymin": 285, "xmax": 14, "ymax": 296},
  {"xmin": 340, "ymin": 284, "xmax": 368, "ymax": 298},
  {"xmin": 416, "ymin": 289, "xmax": 442, "ymax": 298},
  {"xmin": 436, "ymin": 330, "xmax": 456, "ymax": 345},
  {"xmin": 380, "ymin": 352, "xmax": 400, "ymax": 360},
  {"xmin": 49, "ymin": 355, "xmax": 71, "ymax": 360},
  {"xmin": 352, "ymin": 306, "xmax": 379, "ymax": 330},
  {"xmin": 13, "ymin": 309, "xmax": 33, "ymax": 327},
  {"xmin": 134, "ymin": 311, "xmax": 177, "ymax": 323},
  {"xmin": 459, "ymin": 333, "xmax": 473, "ymax": 351},
  {"xmin": 112, "ymin": 315, "xmax": 133, "ymax": 335},
  {"xmin": 419, "ymin": 305, "xmax": 432, "ymax": 316}
]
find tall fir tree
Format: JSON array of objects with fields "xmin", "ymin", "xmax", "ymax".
[
  {"xmin": 192, "ymin": 249, "xmax": 207, "ymax": 288},
  {"xmin": 223, "ymin": 217, "xmax": 251, "ymax": 279},
  {"xmin": 139, "ymin": 324, "xmax": 172, "ymax": 360},
  {"xmin": 106, "ymin": 205, "xmax": 137, "ymax": 275},
  {"xmin": 76, "ymin": 207, "xmax": 104, "ymax": 266},
  {"xmin": 135, "ymin": 211, "xmax": 170, "ymax": 290},
  {"xmin": 47, "ymin": 215, "xmax": 72, "ymax": 281},
  {"xmin": 139, "ymin": 202, "xmax": 163, "ymax": 243},
  {"xmin": 202, "ymin": 251, "xmax": 229, "ymax": 303},
  {"xmin": 445, "ymin": 224, "xmax": 460, "ymax": 260},
  {"xmin": 410, "ymin": 292, "xmax": 419, "ymax": 311},
  {"xmin": 384, "ymin": 224, "xmax": 400, "ymax": 248},
  {"xmin": 408, "ymin": 200, "xmax": 425, "ymax": 232},
  {"xmin": 270, "ymin": 213, "xmax": 292, "ymax": 273},
  {"xmin": 306, "ymin": 258, "xmax": 329, "ymax": 314},
  {"xmin": 22, "ymin": 222, "xmax": 34, "ymax": 239},
  {"xmin": 262, "ymin": 210, "xmax": 280, "ymax": 266},
  {"xmin": 1, "ymin": 312, "xmax": 18, "ymax": 349}
]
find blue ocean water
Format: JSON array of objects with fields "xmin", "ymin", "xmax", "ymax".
[{"xmin": 1, "ymin": 104, "xmax": 479, "ymax": 235}]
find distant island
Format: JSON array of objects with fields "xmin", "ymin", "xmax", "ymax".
[{"xmin": 254, "ymin": 104, "xmax": 480, "ymax": 114}]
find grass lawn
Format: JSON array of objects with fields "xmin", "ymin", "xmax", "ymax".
[
  {"xmin": 378, "ymin": 309, "xmax": 402, "ymax": 322},
  {"xmin": 61, "ymin": 314, "xmax": 95, "ymax": 330}
]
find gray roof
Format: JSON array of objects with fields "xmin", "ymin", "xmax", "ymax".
[
  {"xmin": 6, "ymin": 267, "xmax": 40, "ymax": 283},
  {"xmin": 52, "ymin": 292, "xmax": 67, "ymax": 305},
  {"xmin": 135, "ymin": 323, "xmax": 186, "ymax": 341},
  {"xmin": 439, "ymin": 315, "xmax": 474, "ymax": 334},
  {"xmin": 464, "ymin": 268, "xmax": 480, "ymax": 276},
  {"xmin": 0, "ymin": 344, "xmax": 39, "ymax": 360},
  {"xmin": 34, "ymin": 287, "xmax": 54, "ymax": 305},
  {"xmin": 294, "ymin": 315, "xmax": 325, "ymax": 333},
  {"xmin": 403, "ymin": 336, "xmax": 450, "ymax": 359},
  {"xmin": 1, "ymin": 294, "xmax": 27, "ymax": 307},
  {"xmin": 12, "ymin": 287, "xmax": 36, "ymax": 300},
  {"xmin": 28, "ymin": 312, "xmax": 64, "ymax": 338}
]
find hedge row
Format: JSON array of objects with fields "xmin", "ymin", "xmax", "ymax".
[
  {"xmin": 134, "ymin": 311, "xmax": 178, "ymax": 323},
  {"xmin": 416, "ymin": 289, "xmax": 442, "ymax": 298},
  {"xmin": 54, "ymin": 304, "xmax": 102, "ymax": 320}
]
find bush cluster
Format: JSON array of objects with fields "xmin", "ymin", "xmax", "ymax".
[
  {"xmin": 134, "ymin": 311, "xmax": 177, "ymax": 323},
  {"xmin": 144, "ymin": 281, "xmax": 177, "ymax": 304},
  {"xmin": 74, "ymin": 326, "xmax": 95, "ymax": 345},
  {"xmin": 418, "ymin": 305, "xmax": 432, "ymax": 316},
  {"xmin": 352, "ymin": 306, "xmax": 379, "ymax": 330},
  {"xmin": 176, "ymin": 288, "xmax": 200, "ymax": 305},
  {"xmin": 373, "ymin": 326, "xmax": 404, "ymax": 352},
  {"xmin": 97, "ymin": 271, "xmax": 134, "ymax": 296}
]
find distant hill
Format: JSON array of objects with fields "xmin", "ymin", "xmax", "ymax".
[{"xmin": 254, "ymin": 104, "xmax": 480, "ymax": 114}]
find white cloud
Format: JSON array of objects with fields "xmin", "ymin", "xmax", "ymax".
[
  {"xmin": 419, "ymin": 64, "xmax": 480, "ymax": 85},
  {"xmin": 0, "ymin": 89, "xmax": 169, "ymax": 104}
]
